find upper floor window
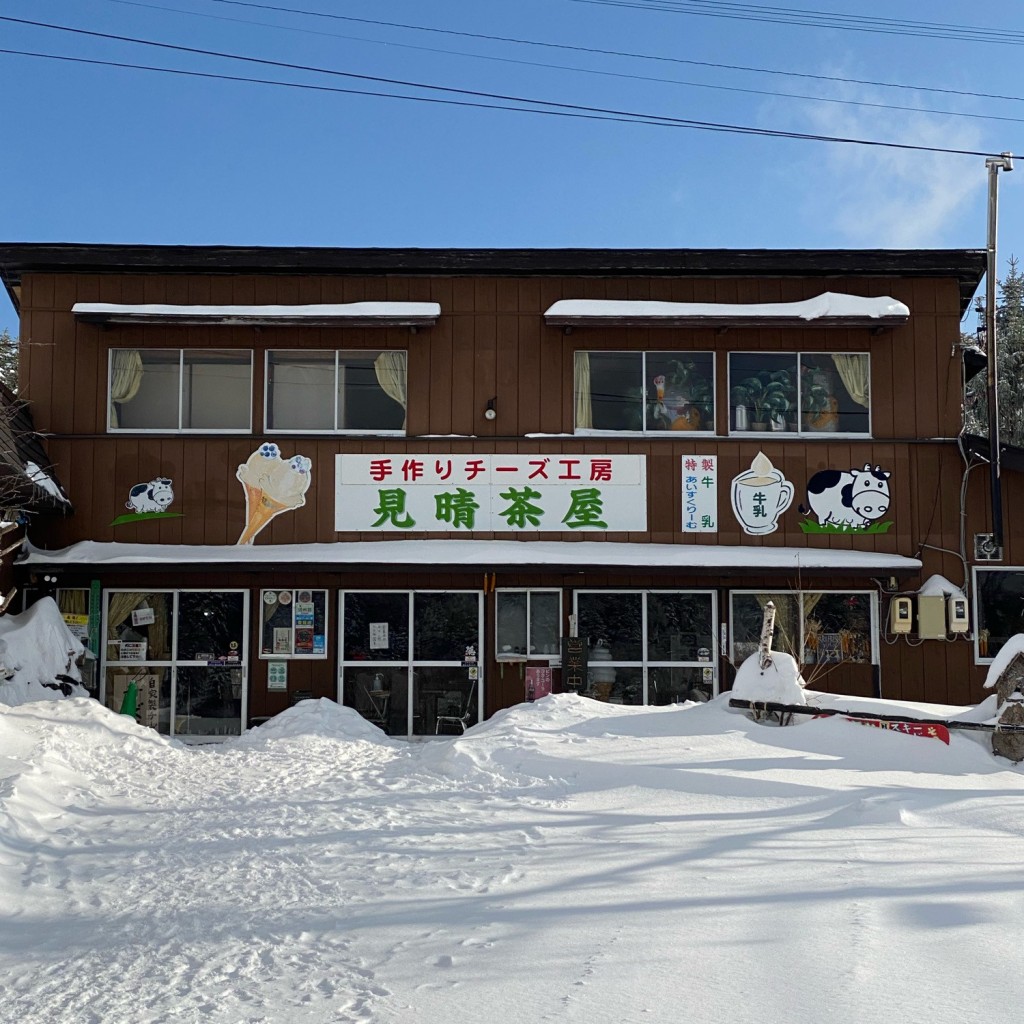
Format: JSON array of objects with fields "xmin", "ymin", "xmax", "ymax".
[
  {"xmin": 109, "ymin": 349, "xmax": 252, "ymax": 432},
  {"xmin": 728, "ymin": 352, "xmax": 870, "ymax": 435},
  {"xmin": 266, "ymin": 350, "xmax": 407, "ymax": 433},
  {"xmin": 574, "ymin": 351, "xmax": 715, "ymax": 433}
]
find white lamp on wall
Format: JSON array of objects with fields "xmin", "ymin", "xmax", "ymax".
[{"xmin": 484, "ymin": 397, "xmax": 497, "ymax": 420}]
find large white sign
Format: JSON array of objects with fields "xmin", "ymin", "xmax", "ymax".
[{"xmin": 335, "ymin": 454, "xmax": 647, "ymax": 532}]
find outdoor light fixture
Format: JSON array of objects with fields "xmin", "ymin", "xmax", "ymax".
[{"xmin": 484, "ymin": 397, "xmax": 497, "ymax": 421}]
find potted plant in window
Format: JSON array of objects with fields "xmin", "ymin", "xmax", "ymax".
[
  {"xmin": 731, "ymin": 371, "xmax": 790, "ymax": 432},
  {"xmin": 801, "ymin": 367, "xmax": 839, "ymax": 432}
]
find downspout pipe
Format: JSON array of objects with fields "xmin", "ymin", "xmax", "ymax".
[{"xmin": 985, "ymin": 153, "xmax": 1013, "ymax": 554}]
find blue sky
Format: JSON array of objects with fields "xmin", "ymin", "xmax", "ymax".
[{"xmin": 4, "ymin": 0, "xmax": 1024, "ymax": 332}]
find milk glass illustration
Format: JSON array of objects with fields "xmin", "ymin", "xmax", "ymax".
[{"xmin": 731, "ymin": 452, "xmax": 794, "ymax": 535}]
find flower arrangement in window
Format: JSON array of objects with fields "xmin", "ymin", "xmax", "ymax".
[{"xmin": 649, "ymin": 359, "xmax": 713, "ymax": 431}]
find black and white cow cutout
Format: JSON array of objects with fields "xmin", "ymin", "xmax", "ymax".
[
  {"xmin": 126, "ymin": 477, "xmax": 175, "ymax": 514},
  {"xmin": 799, "ymin": 464, "xmax": 891, "ymax": 530}
]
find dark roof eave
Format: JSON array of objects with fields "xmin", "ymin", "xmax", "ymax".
[{"xmin": 0, "ymin": 244, "xmax": 988, "ymax": 315}]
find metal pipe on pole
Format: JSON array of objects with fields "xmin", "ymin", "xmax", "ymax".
[{"xmin": 985, "ymin": 152, "xmax": 1013, "ymax": 557}]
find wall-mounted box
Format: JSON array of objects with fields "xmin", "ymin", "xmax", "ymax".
[
  {"xmin": 917, "ymin": 595, "xmax": 947, "ymax": 640},
  {"xmin": 890, "ymin": 596, "xmax": 913, "ymax": 634},
  {"xmin": 947, "ymin": 595, "xmax": 970, "ymax": 633}
]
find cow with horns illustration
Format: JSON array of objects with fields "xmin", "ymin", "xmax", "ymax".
[{"xmin": 798, "ymin": 464, "xmax": 891, "ymax": 529}]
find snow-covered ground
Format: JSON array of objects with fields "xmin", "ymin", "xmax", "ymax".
[{"xmin": 2, "ymin": 692, "xmax": 1024, "ymax": 1024}]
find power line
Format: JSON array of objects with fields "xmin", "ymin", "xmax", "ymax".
[
  {"xmin": 571, "ymin": 0, "xmax": 1024, "ymax": 45},
  {"xmin": 85, "ymin": 0, "xmax": 1024, "ymax": 126},
  {"xmin": 198, "ymin": 0, "xmax": 1024, "ymax": 104},
  {"xmin": 0, "ymin": 42, "xmax": 1005, "ymax": 159}
]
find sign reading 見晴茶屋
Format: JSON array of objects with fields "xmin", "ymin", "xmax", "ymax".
[{"xmin": 335, "ymin": 454, "xmax": 647, "ymax": 532}]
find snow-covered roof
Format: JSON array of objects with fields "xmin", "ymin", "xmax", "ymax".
[
  {"xmin": 544, "ymin": 291, "xmax": 909, "ymax": 328},
  {"xmin": 24, "ymin": 461, "xmax": 69, "ymax": 503},
  {"xmin": 72, "ymin": 302, "xmax": 441, "ymax": 327},
  {"xmin": 21, "ymin": 539, "xmax": 922, "ymax": 575}
]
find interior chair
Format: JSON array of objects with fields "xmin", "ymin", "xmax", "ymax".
[{"xmin": 435, "ymin": 680, "xmax": 477, "ymax": 734}]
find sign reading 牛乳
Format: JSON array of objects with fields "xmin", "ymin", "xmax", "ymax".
[
  {"xmin": 335, "ymin": 454, "xmax": 647, "ymax": 532},
  {"xmin": 682, "ymin": 455, "xmax": 718, "ymax": 533}
]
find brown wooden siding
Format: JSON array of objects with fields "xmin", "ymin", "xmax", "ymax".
[{"xmin": 16, "ymin": 270, "xmax": 994, "ymax": 708}]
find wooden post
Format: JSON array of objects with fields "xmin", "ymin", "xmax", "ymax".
[{"xmin": 758, "ymin": 600, "xmax": 776, "ymax": 670}]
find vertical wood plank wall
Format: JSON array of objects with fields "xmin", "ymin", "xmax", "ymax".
[{"xmin": 16, "ymin": 270, "xmax": 987, "ymax": 704}]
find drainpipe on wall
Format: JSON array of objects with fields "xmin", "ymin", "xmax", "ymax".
[{"xmin": 985, "ymin": 152, "xmax": 1014, "ymax": 558}]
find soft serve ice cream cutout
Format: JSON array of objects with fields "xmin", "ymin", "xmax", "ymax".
[
  {"xmin": 236, "ymin": 443, "xmax": 312, "ymax": 544},
  {"xmin": 731, "ymin": 451, "xmax": 794, "ymax": 535}
]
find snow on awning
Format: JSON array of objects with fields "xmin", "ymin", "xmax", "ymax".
[
  {"xmin": 21, "ymin": 539, "xmax": 922, "ymax": 577},
  {"xmin": 72, "ymin": 302, "xmax": 441, "ymax": 327},
  {"xmin": 24, "ymin": 461, "xmax": 69, "ymax": 504},
  {"xmin": 544, "ymin": 292, "xmax": 910, "ymax": 330}
]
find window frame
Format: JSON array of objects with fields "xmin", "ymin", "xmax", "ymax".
[
  {"xmin": 263, "ymin": 349, "xmax": 407, "ymax": 435},
  {"xmin": 494, "ymin": 588, "xmax": 563, "ymax": 662},
  {"xmin": 573, "ymin": 350, "xmax": 717, "ymax": 436},
  {"xmin": 972, "ymin": 566, "xmax": 1024, "ymax": 664},
  {"xmin": 728, "ymin": 589, "xmax": 879, "ymax": 667},
  {"xmin": 727, "ymin": 351, "xmax": 872, "ymax": 438},
  {"xmin": 107, "ymin": 348, "xmax": 253, "ymax": 434},
  {"xmin": 572, "ymin": 588, "xmax": 720, "ymax": 703},
  {"xmin": 101, "ymin": 588, "xmax": 250, "ymax": 739}
]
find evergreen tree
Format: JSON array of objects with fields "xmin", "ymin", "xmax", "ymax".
[
  {"xmin": 966, "ymin": 257, "xmax": 1024, "ymax": 447},
  {"xmin": 0, "ymin": 329, "xmax": 18, "ymax": 392}
]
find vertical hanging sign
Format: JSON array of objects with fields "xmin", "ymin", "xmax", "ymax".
[{"xmin": 682, "ymin": 455, "xmax": 718, "ymax": 533}]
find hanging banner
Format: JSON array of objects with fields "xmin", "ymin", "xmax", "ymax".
[{"xmin": 335, "ymin": 454, "xmax": 646, "ymax": 532}]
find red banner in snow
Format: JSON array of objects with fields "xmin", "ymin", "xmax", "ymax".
[{"xmin": 814, "ymin": 715, "xmax": 951, "ymax": 744}]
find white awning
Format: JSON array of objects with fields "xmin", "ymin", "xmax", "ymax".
[
  {"xmin": 544, "ymin": 292, "xmax": 909, "ymax": 329},
  {"xmin": 21, "ymin": 539, "xmax": 922, "ymax": 576},
  {"xmin": 72, "ymin": 302, "xmax": 440, "ymax": 327}
]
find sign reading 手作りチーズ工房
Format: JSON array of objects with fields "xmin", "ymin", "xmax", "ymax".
[{"xmin": 334, "ymin": 454, "xmax": 647, "ymax": 532}]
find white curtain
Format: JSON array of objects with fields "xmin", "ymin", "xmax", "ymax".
[
  {"xmin": 574, "ymin": 352, "xmax": 592, "ymax": 429},
  {"xmin": 109, "ymin": 350, "xmax": 144, "ymax": 428},
  {"xmin": 374, "ymin": 351, "xmax": 408, "ymax": 427},
  {"xmin": 831, "ymin": 354, "xmax": 870, "ymax": 408}
]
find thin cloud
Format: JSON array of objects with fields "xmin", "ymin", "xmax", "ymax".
[{"xmin": 767, "ymin": 77, "xmax": 987, "ymax": 247}]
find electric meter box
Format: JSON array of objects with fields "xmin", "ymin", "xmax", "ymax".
[
  {"xmin": 917, "ymin": 595, "xmax": 948, "ymax": 640},
  {"xmin": 890, "ymin": 596, "xmax": 913, "ymax": 634},
  {"xmin": 947, "ymin": 595, "xmax": 970, "ymax": 633}
]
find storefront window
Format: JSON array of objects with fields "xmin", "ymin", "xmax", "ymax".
[
  {"xmin": 339, "ymin": 591, "xmax": 482, "ymax": 736},
  {"xmin": 260, "ymin": 589, "xmax": 328, "ymax": 658},
  {"xmin": 728, "ymin": 352, "xmax": 870, "ymax": 435},
  {"xmin": 975, "ymin": 568, "xmax": 1024, "ymax": 661},
  {"xmin": 574, "ymin": 351, "xmax": 715, "ymax": 433},
  {"xmin": 575, "ymin": 590, "xmax": 718, "ymax": 704},
  {"xmin": 103, "ymin": 590, "xmax": 248, "ymax": 738},
  {"xmin": 730, "ymin": 591, "xmax": 876, "ymax": 669},
  {"xmin": 496, "ymin": 590, "xmax": 562, "ymax": 658}
]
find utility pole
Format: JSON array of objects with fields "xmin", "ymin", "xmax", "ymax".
[{"xmin": 985, "ymin": 152, "xmax": 1013, "ymax": 558}]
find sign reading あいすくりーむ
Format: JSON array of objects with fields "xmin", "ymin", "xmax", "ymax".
[{"xmin": 335, "ymin": 454, "xmax": 647, "ymax": 532}]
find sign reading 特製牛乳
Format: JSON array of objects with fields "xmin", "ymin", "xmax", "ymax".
[
  {"xmin": 335, "ymin": 454, "xmax": 647, "ymax": 532},
  {"xmin": 682, "ymin": 455, "xmax": 718, "ymax": 533}
]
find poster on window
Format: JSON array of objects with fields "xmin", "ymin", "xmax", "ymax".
[
  {"xmin": 525, "ymin": 666, "xmax": 553, "ymax": 702},
  {"xmin": 335, "ymin": 454, "xmax": 646, "ymax": 532},
  {"xmin": 261, "ymin": 589, "xmax": 328, "ymax": 658},
  {"xmin": 681, "ymin": 455, "xmax": 718, "ymax": 532}
]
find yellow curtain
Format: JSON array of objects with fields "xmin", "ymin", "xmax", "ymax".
[
  {"xmin": 106, "ymin": 592, "xmax": 171, "ymax": 660},
  {"xmin": 831, "ymin": 354, "xmax": 870, "ymax": 408},
  {"xmin": 57, "ymin": 589, "xmax": 88, "ymax": 615},
  {"xmin": 373, "ymin": 351, "xmax": 408, "ymax": 428},
  {"xmin": 574, "ymin": 352, "xmax": 592, "ymax": 429},
  {"xmin": 109, "ymin": 350, "xmax": 144, "ymax": 428}
]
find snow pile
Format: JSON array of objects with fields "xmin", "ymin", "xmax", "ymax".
[
  {"xmin": 918, "ymin": 573, "xmax": 966, "ymax": 600},
  {"xmin": 730, "ymin": 651, "xmax": 807, "ymax": 705},
  {"xmin": 0, "ymin": 598, "xmax": 87, "ymax": 707},
  {"xmin": 982, "ymin": 633, "xmax": 1024, "ymax": 690},
  {"xmin": 231, "ymin": 696, "xmax": 398, "ymax": 748}
]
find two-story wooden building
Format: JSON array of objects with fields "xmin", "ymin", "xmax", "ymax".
[{"xmin": 2, "ymin": 242, "xmax": 1014, "ymax": 740}]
